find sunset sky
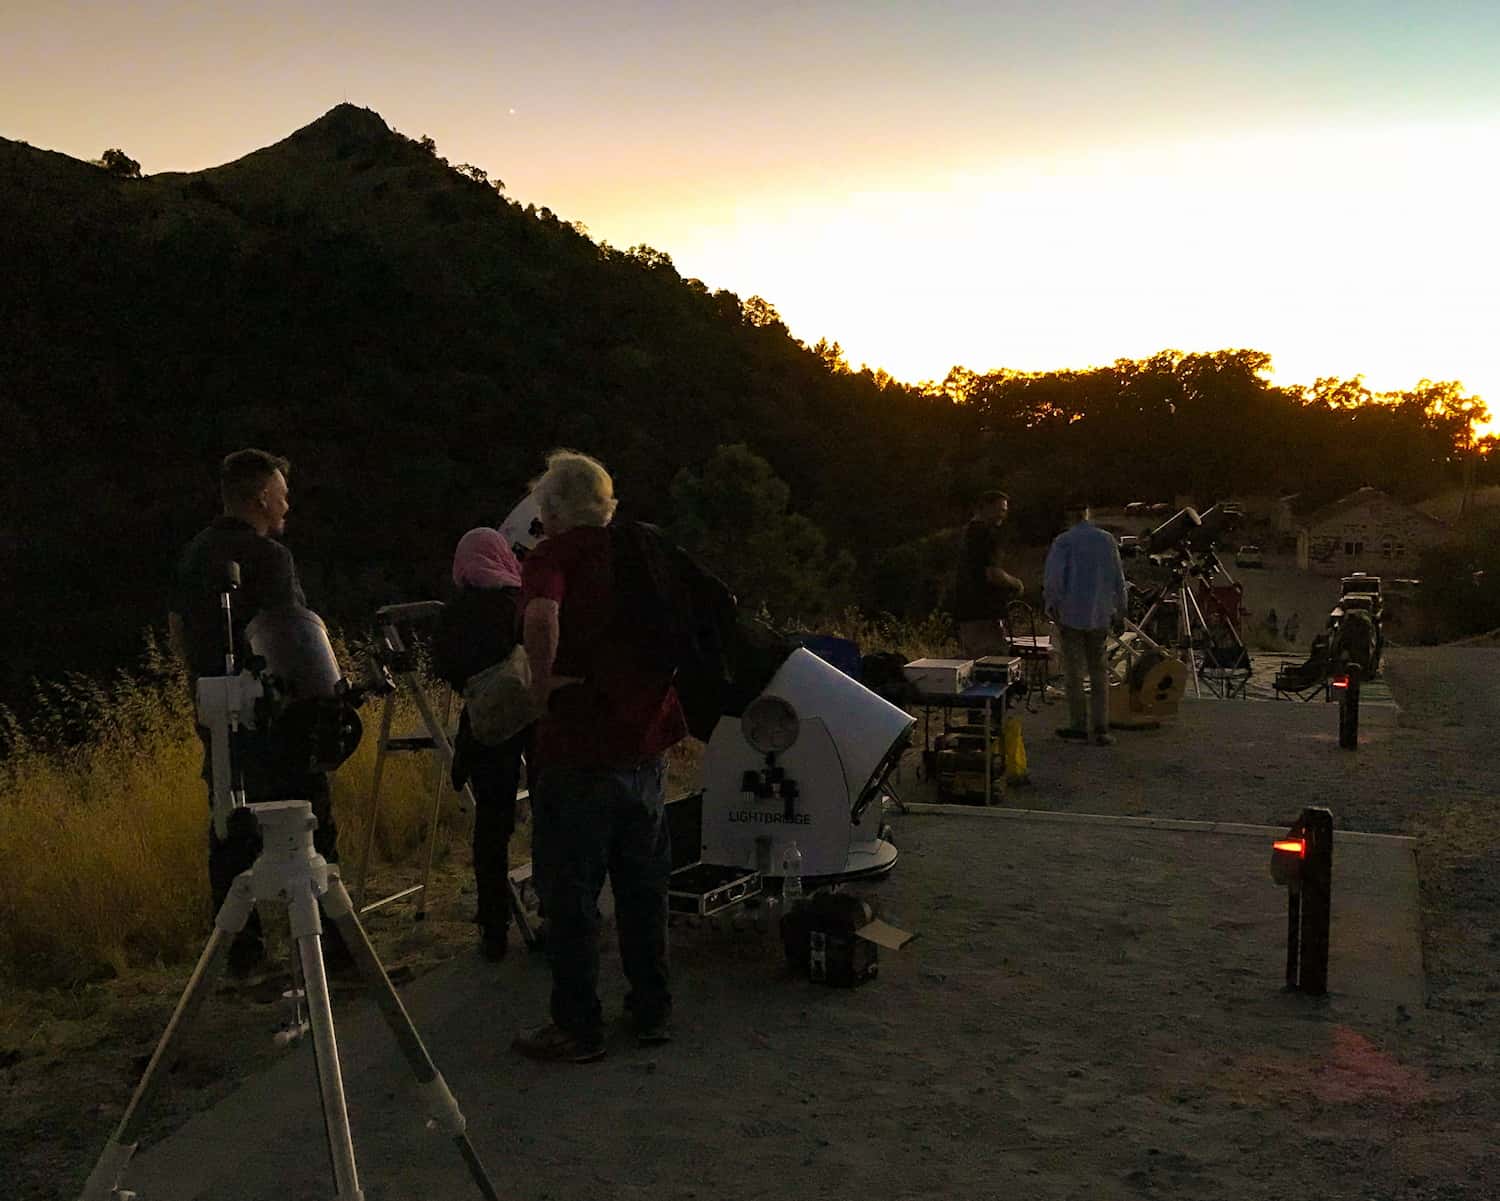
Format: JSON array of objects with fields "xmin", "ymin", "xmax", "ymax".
[{"xmin": 5, "ymin": 1, "xmax": 1499, "ymax": 429}]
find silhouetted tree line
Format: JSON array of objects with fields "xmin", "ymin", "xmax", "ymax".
[{"xmin": 0, "ymin": 105, "xmax": 1491, "ymax": 701}]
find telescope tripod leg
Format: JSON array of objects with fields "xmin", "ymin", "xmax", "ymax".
[
  {"xmin": 287, "ymin": 882, "xmax": 365, "ymax": 1201},
  {"xmin": 353, "ymin": 693, "xmax": 397, "ymax": 912},
  {"xmin": 407, "ymin": 678, "xmax": 461, "ymax": 921},
  {"xmin": 78, "ymin": 874, "xmax": 256, "ymax": 1201},
  {"xmin": 320, "ymin": 870, "xmax": 500, "ymax": 1201},
  {"xmin": 1176, "ymin": 584, "xmax": 1202, "ymax": 697}
]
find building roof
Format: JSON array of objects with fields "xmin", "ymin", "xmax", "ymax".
[
  {"xmin": 1299, "ymin": 486, "xmax": 1449, "ymax": 531},
  {"xmin": 1417, "ymin": 485, "xmax": 1500, "ymax": 523}
]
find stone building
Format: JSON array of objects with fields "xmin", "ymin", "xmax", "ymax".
[{"xmin": 1296, "ymin": 487, "xmax": 1449, "ymax": 575}]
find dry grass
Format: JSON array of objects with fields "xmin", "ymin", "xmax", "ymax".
[
  {"xmin": 330, "ymin": 684, "xmax": 472, "ymax": 869},
  {"xmin": 0, "ymin": 633, "xmax": 458, "ymax": 989},
  {"xmin": 819, "ymin": 608, "xmax": 960, "ymax": 661},
  {"xmin": 0, "ymin": 716, "xmax": 207, "ymax": 986}
]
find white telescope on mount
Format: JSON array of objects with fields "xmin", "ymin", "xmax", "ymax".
[
  {"xmin": 198, "ymin": 591, "xmax": 367, "ymax": 838},
  {"xmin": 699, "ymin": 648, "xmax": 913, "ymax": 882}
]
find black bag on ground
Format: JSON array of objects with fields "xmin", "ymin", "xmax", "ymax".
[
  {"xmin": 609, "ymin": 521, "xmax": 741, "ymax": 741},
  {"xmin": 781, "ymin": 892, "xmax": 879, "ymax": 987}
]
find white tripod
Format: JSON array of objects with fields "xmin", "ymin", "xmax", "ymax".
[{"xmin": 79, "ymin": 798, "xmax": 498, "ymax": 1201}]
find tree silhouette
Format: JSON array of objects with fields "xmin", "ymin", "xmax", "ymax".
[
  {"xmin": 742, "ymin": 296, "xmax": 785, "ymax": 330},
  {"xmin": 667, "ymin": 444, "xmax": 853, "ymax": 620},
  {"xmin": 96, "ymin": 148, "xmax": 141, "ymax": 178}
]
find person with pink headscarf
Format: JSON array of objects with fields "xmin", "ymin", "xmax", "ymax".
[{"xmin": 434, "ymin": 527, "xmax": 528, "ymax": 960}]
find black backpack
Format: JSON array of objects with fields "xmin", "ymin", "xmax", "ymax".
[
  {"xmin": 609, "ymin": 522, "xmax": 740, "ymax": 740},
  {"xmin": 430, "ymin": 588, "xmax": 519, "ymax": 692}
]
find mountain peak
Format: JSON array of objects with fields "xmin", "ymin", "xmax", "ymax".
[{"xmin": 291, "ymin": 103, "xmax": 394, "ymax": 147}]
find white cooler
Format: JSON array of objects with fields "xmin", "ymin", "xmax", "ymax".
[{"xmin": 902, "ymin": 657, "xmax": 975, "ymax": 696}]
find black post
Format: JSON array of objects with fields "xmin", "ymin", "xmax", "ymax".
[
  {"xmin": 1270, "ymin": 805, "xmax": 1333, "ymax": 995},
  {"xmin": 1337, "ymin": 663, "xmax": 1361, "ymax": 750},
  {"xmin": 1284, "ymin": 890, "xmax": 1301, "ymax": 990},
  {"xmin": 1299, "ymin": 807, "xmax": 1333, "ymax": 995}
]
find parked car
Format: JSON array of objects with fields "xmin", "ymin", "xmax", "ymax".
[{"xmin": 1235, "ymin": 544, "xmax": 1264, "ymax": 569}]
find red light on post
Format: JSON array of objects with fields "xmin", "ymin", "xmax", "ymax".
[
  {"xmin": 1330, "ymin": 676, "xmax": 1350, "ymax": 689},
  {"xmin": 1273, "ymin": 839, "xmax": 1306, "ymax": 857}
]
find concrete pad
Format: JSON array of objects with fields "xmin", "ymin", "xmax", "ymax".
[
  {"xmin": 904, "ymin": 804, "xmax": 1424, "ymax": 1014},
  {"xmin": 974, "ymin": 687, "xmax": 1430, "ymax": 833},
  {"xmin": 124, "ymin": 809, "xmax": 1426, "ymax": 1201}
]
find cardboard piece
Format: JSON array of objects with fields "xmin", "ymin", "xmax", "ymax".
[{"xmin": 855, "ymin": 918, "xmax": 917, "ymax": 951}]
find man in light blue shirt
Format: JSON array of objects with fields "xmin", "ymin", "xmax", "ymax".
[{"xmin": 1043, "ymin": 497, "xmax": 1128, "ymax": 746}]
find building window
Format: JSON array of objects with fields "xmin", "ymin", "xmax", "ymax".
[
  {"xmin": 1381, "ymin": 537, "xmax": 1394, "ymax": 558},
  {"xmin": 1344, "ymin": 540, "xmax": 1363, "ymax": 555}
]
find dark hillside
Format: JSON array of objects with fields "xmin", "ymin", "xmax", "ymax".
[
  {"xmin": 2, "ymin": 105, "xmax": 1487, "ymax": 699},
  {"xmin": 0, "ymin": 106, "xmax": 958, "ymax": 696}
]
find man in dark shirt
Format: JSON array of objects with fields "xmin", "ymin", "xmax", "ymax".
[
  {"xmin": 168, "ymin": 448, "xmax": 342, "ymax": 977},
  {"xmin": 513, "ymin": 450, "xmax": 685, "ymax": 1063},
  {"xmin": 954, "ymin": 490, "xmax": 1024, "ymax": 658}
]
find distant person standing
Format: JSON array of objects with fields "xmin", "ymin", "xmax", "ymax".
[
  {"xmin": 1043, "ymin": 497, "xmax": 1128, "ymax": 747},
  {"xmin": 167, "ymin": 449, "xmax": 345, "ymax": 977},
  {"xmin": 954, "ymin": 490, "xmax": 1024, "ymax": 658},
  {"xmin": 434, "ymin": 527, "xmax": 529, "ymax": 962},
  {"xmin": 1283, "ymin": 612, "xmax": 1301, "ymax": 644}
]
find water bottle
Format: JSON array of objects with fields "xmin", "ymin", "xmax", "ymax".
[{"xmin": 781, "ymin": 840, "xmax": 804, "ymax": 907}]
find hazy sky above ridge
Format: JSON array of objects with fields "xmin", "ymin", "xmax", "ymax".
[{"xmin": 6, "ymin": 1, "xmax": 1500, "ymax": 427}]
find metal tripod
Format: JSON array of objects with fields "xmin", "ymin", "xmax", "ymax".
[
  {"xmin": 1134, "ymin": 560, "xmax": 1249, "ymax": 699},
  {"xmin": 353, "ymin": 602, "xmax": 472, "ymax": 920},
  {"xmin": 79, "ymin": 800, "xmax": 499, "ymax": 1201}
]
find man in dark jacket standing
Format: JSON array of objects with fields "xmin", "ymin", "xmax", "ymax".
[
  {"xmin": 954, "ymin": 490, "xmax": 1024, "ymax": 658},
  {"xmin": 513, "ymin": 450, "xmax": 685, "ymax": 1063},
  {"xmin": 168, "ymin": 448, "xmax": 342, "ymax": 976}
]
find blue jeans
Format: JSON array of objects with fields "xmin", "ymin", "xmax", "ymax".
[{"xmin": 531, "ymin": 757, "xmax": 672, "ymax": 1042}]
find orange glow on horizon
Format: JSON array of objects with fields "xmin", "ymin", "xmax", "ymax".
[{"xmin": 600, "ymin": 121, "xmax": 1500, "ymax": 440}]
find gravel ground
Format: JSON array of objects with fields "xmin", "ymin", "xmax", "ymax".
[{"xmin": 9, "ymin": 645, "xmax": 1500, "ymax": 1201}]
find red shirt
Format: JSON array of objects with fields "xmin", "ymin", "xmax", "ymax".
[{"xmin": 520, "ymin": 525, "xmax": 686, "ymax": 769}]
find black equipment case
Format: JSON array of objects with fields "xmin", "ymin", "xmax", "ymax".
[{"xmin": 781, "ymin": 893, "xmax": 879, "ymax": 987}]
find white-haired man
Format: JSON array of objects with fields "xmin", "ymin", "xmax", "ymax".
[{"xmin": 513, "ymin": 450, "xmax": 685, "ymax": 1063}]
